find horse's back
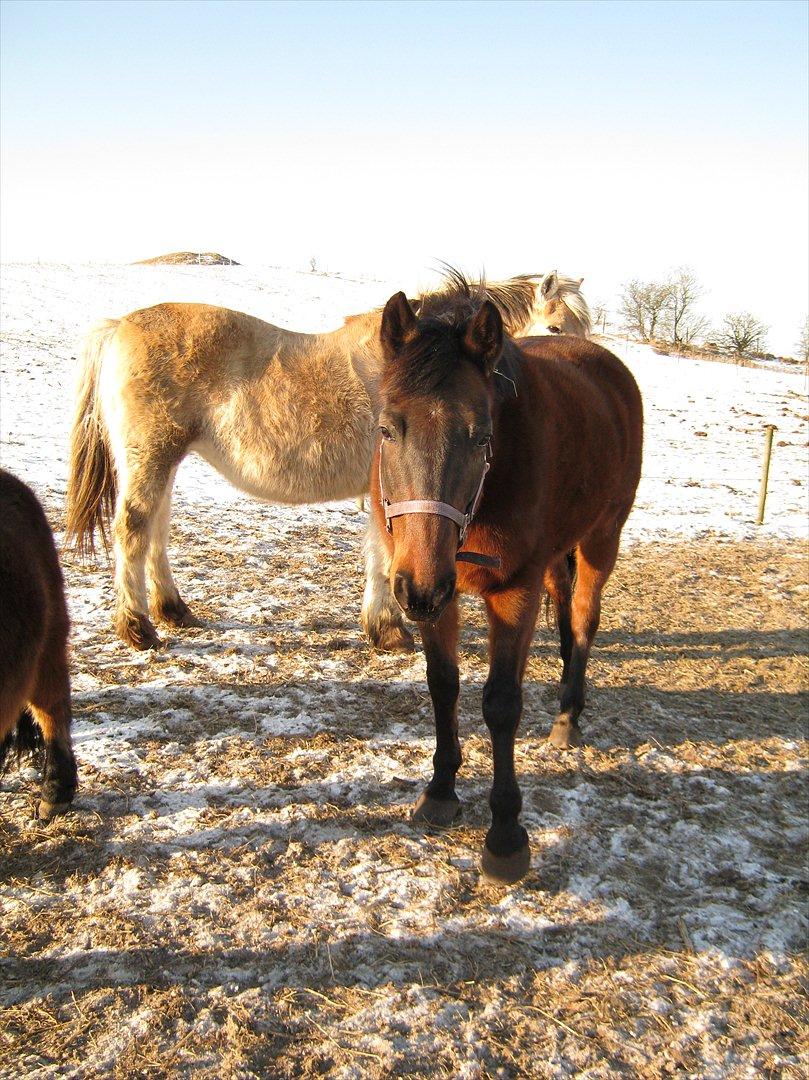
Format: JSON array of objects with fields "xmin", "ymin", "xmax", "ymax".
[
  {"xmin": 520, "ymin": 335, "xmax": 643, "ymax": 460},
  {"xmin": 114, "ymin": 302, "xmax": 294, "ymax": 384},
  {"xmin": 516, "ymin": 336, "xmax": 643, "ymax": 537},
  {"xmin": 0, "ymin": 471, "xmax": 68, "ymax": 727}
]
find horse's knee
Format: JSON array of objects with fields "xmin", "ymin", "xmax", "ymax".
[
  {"xmin": 427, "ymin": 658, "xmax": 459, "ymax": 713},
  {"xmin": 482, "ymin": 678, "xmax": 522, "ymax": 732}
]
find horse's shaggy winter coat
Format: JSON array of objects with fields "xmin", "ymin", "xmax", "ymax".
[{"xmin": 0, "ymin": 469, "xmax": 77, "ymax": 818}]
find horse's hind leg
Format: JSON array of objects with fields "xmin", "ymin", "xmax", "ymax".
[
  {"xmin": 147, "ymin": 467, "xmax": 200, "ymax": 629},
  {"xmin": 548, "ymin": 528, "xmax": 621, "ymax": 750},
  {"xmin": 543, "ymin": 557, "xmax": 573, "ymax": 689},
  {"xmin": 113, "ymin": 454, "xmax": 177, "ymax": 650},
  {"xmin": 29, "ymin": 632, "xmax": 76, "ymax": 820},
  {"xmin": 361, "ymin": 515, "xmax": 414, "ymax": 652},
  {"xmin": 412, "ymin": 599, "xmax": 462, "ymax": 827}
]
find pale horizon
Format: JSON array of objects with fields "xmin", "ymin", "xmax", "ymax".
[{"xmin": 1, "ymin": 0, "xmax": 807, "ymax": 355}]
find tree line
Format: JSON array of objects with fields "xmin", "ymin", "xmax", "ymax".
[{"xmin": 611, "ymin": 268, "xmax": 807, "ymax": 362}]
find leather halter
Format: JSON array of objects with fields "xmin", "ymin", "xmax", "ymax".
[{"xmin": 380, "ymin": 440, "xmax": 501, "ymax": 569}]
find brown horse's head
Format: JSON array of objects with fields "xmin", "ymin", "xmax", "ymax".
[{"xmin": 377, "ymin": 292, "xmax": 503, "ymax": 623}]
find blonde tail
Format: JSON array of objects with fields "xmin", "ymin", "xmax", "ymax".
[{"xmin": 65, "ymin": 319, "xmax": 119, "ymax": 556}]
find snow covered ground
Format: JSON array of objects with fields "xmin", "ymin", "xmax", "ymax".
[
  {"xmin": 1, "ymin": 261, "xmax": 806, "ymax": 541},
  {"xmin": 0, "ymin": 263, "xmax": 806, "ymax": 1078}
]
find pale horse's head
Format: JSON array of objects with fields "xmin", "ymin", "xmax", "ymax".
[{"xmin": 527, "ymin": 271, "xmax": 592, "ymax": 337}]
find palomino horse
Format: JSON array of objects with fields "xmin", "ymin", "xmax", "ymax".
[
  {"xmin": 370, "ymin": 282, "xmax": 641, "ymax": 883},
  {"xmin": 0, "ymin": 470, "xmax": 77, "ymax": 819},
  {"xmin": 65, "ymin": 270, "xmax": 590, "ymax": 650}
]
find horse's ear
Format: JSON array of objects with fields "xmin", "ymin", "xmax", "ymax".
[
  {"xmin": 381, "ymin": 292, "xmax": 417, "ymax": 361},
  {"xmin": 576, "ymin": 277, "xmax": 584, "ymax": 288},
  {"xmin": 463, "ymin": 300, "xmax": 503, "ymax": 375},
  {"xmin": 541, "ymin": 271, "xmax": 558, "ymax": 299}
]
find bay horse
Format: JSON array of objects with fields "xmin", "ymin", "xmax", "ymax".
[
  {"xmin": 370, "ymin": 284, "xmax": 642, "ymax": 884},
  {"xmin": 65, "ymin": 270, "xmax": 589, "ymax": 651},
  {"xmin": 0, "ymin": 470, "xmax": 77, "ymax": 819}
]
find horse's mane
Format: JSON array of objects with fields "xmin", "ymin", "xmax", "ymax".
[
  {"xmin": 383, "ymin": 269, "xmax": 522, "ymax": 402},
  {"xmin": 346, "ymin": 267, "xmax": 541, "ymax": 337},
  {"xmin": 417, "ymin": 265, "xmax": 539, "ymax": 336}
]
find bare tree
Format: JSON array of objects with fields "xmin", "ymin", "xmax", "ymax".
[
  {"xmin": 717, "ymin": 312, "xmax": 769, "ymax": 355},
  {"xmin": 591, "ymin": 300, "xmax": 608, "ymax": 333},
  {"xmin": 618, "ymin": 279, "xmax": 671, "ymax": 340},
  {"xmin": 663, "ymin": 267, "xmax": 703, "ymax": 347},
  {"xmin": 797, "ymin": 316, "xmax": 809, "ymax": 365}
]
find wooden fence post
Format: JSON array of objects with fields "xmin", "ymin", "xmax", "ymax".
[{"xmin": 756, "ymin": 424, "xmax": 777, "ymax": 525}]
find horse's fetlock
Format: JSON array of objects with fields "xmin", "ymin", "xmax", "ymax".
[
  {"xmin": 432, "ymin": 746, "xmax": 461, "ymax": 777},
  {"xmin": 364, "ymin": 615, "xmax": 414, "ymax": 653},
  {"xmin": 485, "ymin": 822, "xmax": 528, "ymax": 859},
  {"xmin": 155, "ymin": 595, "xmax": 200, "ymax": 628},
  {"xmin": 115, "ymin": 609, "xmax": 162, "ymax": 650}
]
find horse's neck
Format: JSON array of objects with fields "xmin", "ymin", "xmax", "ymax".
[{"xmin": 322, "ymin": 313, "xmax": 385, "ymax": 413}]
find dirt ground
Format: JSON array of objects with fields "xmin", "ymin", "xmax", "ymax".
[{"xmin": 1, "ymin": 523, "xmax": 807, "ymax": 1079}]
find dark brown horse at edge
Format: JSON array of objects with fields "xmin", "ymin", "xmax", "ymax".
[
  {"xmin": 0, "ymin": 470, "xmax": 77, "ymax": 818},
  {"xmin": 370, "ymin": 284, "xmax": 642, "ymax": 884}
]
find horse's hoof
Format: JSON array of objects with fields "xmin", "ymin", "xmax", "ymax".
[
  {"xmin": 369, "ymin": 622, "xmax": 415, "ymax": 653},
  {"xmin": 156, "ymin": 598, "xmax": 202, "ymax": 628},
  {"xmin": 116, "ymin": 611, "xmax": 162, "ymax": 651},
  {"xmin": 548, "ymin": 718, "xmax": 582, "ymax": 749},
  {"xmin": 37, "ymin": 799, "xmax": 72, "ymax": 821},
  {"xmin": 411, "ymin": 792, "xmax": 461, "ymax": 827},
  {"xmin": 481, "ymin": 842, "xmax": 531, "ymax": 884}
]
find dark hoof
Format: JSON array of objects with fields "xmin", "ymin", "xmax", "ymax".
[
  {"xmin": 481, "ymin": 842, "xmax": 531, "ymax": 884},
  {"xmin": 548, "ymin": 717, "xmax": 582, "ymax": 749},
  {"xmin": 116, "ymin": 611, "xmax": 162, "ymax": 651},
  {"xmin": 411, "ymin": 791, "xmax": 461, "ymax": 827},
  {"xmin": 37, "ymin": 799, "xmax": 73, "ymax": 821},
  {"xmin": 156, "ymin": 598, "xmax": 202, "ymax": 628},
  {"xmin": 368, "ymin": 620, "xmax": 415, "ymax": 653}
]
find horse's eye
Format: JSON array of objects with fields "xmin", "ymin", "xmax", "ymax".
[
  {"xmin": 549, "ymin": 326, "xmax": 562, "ymax": 334},
  {"xmin": 379, "ymin": 425, "xmax": 394, "ymax": 442},
  {"xmin": 476, "ymin": 433, "xmax": 492, "ymax": 446}
]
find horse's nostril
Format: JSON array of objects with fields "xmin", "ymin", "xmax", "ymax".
[{"xmin": 393, "ymin": 571, "xmax": 411, "ymax": 609}]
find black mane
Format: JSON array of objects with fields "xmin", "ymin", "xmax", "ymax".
[{"xmin": 383, "ymin": 272, "xmax": 523, "ymax": 402}]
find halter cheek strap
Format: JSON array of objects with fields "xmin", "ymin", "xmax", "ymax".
[{"xmin": 380, "ymin": 441, "xmax": 501, "ymax": 569}]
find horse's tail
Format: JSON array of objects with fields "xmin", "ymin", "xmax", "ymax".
[
  {"xmin": 65, "ymin": 319, "xmax": 120, "ymax": 557},
  {"xmin": 0, "ymin": 709, "xmax": 44, "ymax": 774}
]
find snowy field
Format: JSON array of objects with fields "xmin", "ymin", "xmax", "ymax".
[{"xmin": 1, "ymin": 263, "xmax": 807, "ymax": 1077}]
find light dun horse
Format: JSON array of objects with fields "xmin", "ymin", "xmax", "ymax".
[
  {"xmin": 66, "ymin": 271, "xmax": 590, "ymax": 650},
  {"xmin": 0, "ymin": 470, "xmax": 77, "ymax": 818},
  {"xmin": 371, "ymin": 282, "xmax": 641, "ymax": 882}
]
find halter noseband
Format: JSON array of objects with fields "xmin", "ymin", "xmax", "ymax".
[{"xmin": 379, "ymin": 440, "xmax": 501, "ymax": 569}]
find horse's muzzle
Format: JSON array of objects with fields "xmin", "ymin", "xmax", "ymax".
[{"xmin": 393, "ymin": 570, "xmax": 456, "ymax": 623}]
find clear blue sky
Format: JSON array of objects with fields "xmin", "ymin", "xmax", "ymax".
[{"xmin": 1, "ymin": 0, "xmax": 807, "ymax": 350}]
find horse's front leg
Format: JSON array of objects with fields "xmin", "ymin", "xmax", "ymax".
[
  {"xmin": 361, "ymin": 514, "xmax": 414, "ymax": 652},
  {"xmin": 411, "ymin": 598, "xmax": 462, "ymax": 827},
  {"xmin": 481, "ymin": 582, "xmax": 542, "ymax": 884}
]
